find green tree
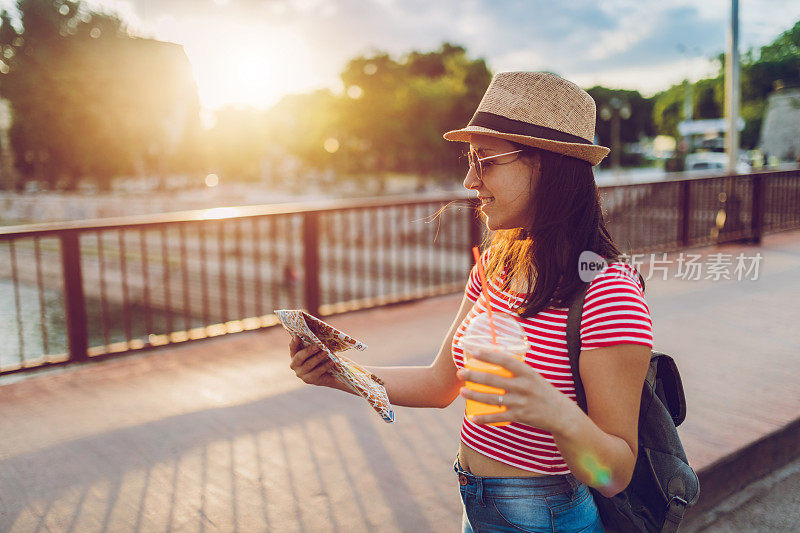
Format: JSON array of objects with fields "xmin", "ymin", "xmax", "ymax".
[
  {"xmin": 759, "ymin": 20, "xmax": 800, "ymax": 63},
  {"xmin": 654, "ymin": 19, "xmax": 800, "ymax": 149},
  {"xmin": 652, "ymin": 84, "xmax": 686, "ymax": 138},
  {"xmin": 1, "ymin": 0, "xmax": 79, "ymax": 188},
  {"xmin": 253, "ymin": 43, "xmax": 491, "ymax": 191},
  {"xmin": 0, "ymin": 0, "xmax": 201, "ymax": 191},
  {"xmin": 587, "ymin": 86, "xmax": 655, "ymax": 147},
  {"xmin": 202, "ymin": 107, "xmax": 268, "ymax": 182},
  {"xmin": 739, "ymin": 21, "xmax": 800, "ymax": 148},
  {"xmin": 693, "ymin": 77, "xmax": 723, "ymax": 119},
  {"xmin": 264, "ymin": 89, "xmax": 341, "ymax": 172},
  {"xmin": 333, "ymin": 43, "xmax": 491, "ymax": 185}
]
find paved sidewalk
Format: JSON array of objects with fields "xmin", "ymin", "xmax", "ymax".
[
  {"xmin": 682, "ymin": 455, "xmax": 800, "ymax": 532},
  {"xmin": 1, "ymin": 230, "xmax": 799, "ymax": 532}
]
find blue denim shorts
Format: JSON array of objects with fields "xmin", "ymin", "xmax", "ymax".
[{"xmin": 455, "ymin": 455, "xmax": 604, "ymax": 532}]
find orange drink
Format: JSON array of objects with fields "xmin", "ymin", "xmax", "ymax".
[{"xmin": 461, "ymin": 333, "xmax": 528, "ymax": 426}]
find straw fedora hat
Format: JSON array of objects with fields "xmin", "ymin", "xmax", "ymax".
[{"xmin": 443, "ymin": 71, "xmax": 610, "ymax": 166}]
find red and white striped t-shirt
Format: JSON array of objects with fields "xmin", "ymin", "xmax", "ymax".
[{"xmin": 452, "ymin": 253, "xmax": 654, "ymax": 475}]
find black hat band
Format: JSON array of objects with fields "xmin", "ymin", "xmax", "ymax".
[{"xmin": 467, "ymin": 111, "xmax": 592, "ymax": 145}]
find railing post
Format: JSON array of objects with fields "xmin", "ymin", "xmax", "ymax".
[
  {"xmin": 60, "ymin": 232, "xmax": 89, "ymax": 362},
  {"xmin": 751, "ymin": 173, "xmax": 764, "ymax": 244},
  {"xmin": 303, "ymin": 212, "xmax": 321, "ymax": 317},
  {"xmin": 679, "ymin": 179, "xmax": 691, "ymax": 247}
]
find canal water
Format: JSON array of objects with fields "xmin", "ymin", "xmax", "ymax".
[{"xmin": 0, "ymin": 279, "xmax": 173, "ymax": 369}]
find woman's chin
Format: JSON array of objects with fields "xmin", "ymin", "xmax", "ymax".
[
  {"xmin": 484, "ymin": 218, "xmax": 504, "ymax": 231},
  {"xmin": 484, "ymin": 217, "xmax": 524, "ymax": 231}
]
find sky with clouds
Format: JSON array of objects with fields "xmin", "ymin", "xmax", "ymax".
[{"xmin": 2, "ymin": 0, "xmax": 799, "ymax": 110}]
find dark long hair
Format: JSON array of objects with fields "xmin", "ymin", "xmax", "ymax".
[{"xmin": 483, "ymin": 142, "xmax": 644, "ymax": 318}]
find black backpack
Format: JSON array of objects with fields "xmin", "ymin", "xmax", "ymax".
[{"xmin": 566, "ymin": 283, "xmax": 700, "ymax": 532}]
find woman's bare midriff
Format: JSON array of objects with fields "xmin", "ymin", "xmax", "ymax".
[{"xmin": 458, "ymin": 440, "xmax": 547, "ymax": 477}]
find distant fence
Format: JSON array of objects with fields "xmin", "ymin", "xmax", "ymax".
[
  {"xmin": 1, "ymin": 169, "xmax": 799, "ymax": 375},
  {"xmin": 600, "ymin": 168, "xmax": 800, "ymax": 249}
]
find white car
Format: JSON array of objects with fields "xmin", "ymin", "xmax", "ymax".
[{"xmin": 684, "ymin": 152, "xmax": 751, "ymax": 174}]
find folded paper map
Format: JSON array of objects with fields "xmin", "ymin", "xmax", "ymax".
[{"xmin": 275, "ymin": 309, "xmax": 394, "ymax": 423}]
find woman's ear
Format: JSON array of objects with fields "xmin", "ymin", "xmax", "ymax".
[{"xmin": 526, "ymin": 151, "xmax": 541, "ymax": 190}]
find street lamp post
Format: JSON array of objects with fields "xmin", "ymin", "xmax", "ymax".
[
  {"xmin": 0, "ymin": 99, "xmax": 15, "ymax": 190},
  {"xmin": 676, "ymin": 44, "xmax": 701, "ymax": 153},
  {"xmin": 600, "ymin": 97, "xmax": 631, "ymax": 182},
  {"xmin": 725, "ymin": 0, "xmax": 740, "ymax": 173}
]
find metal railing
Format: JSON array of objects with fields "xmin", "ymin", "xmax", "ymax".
[
  {"xmin": 599, "ymin": 170, "xmax": 800, "ymax": 250},
  {"xmin": 0, "ymin": 195, "xmax": 481, "ymax": 374},
  {"xmin": 1, "ymin": 169, "xmax": 799, "ymax": 375}
]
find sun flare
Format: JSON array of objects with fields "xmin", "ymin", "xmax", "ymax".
[{"xmin": 182, "ymin": 27, "xmax": 318, "ymax": 111}]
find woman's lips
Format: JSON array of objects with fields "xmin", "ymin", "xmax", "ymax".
[{"xmin": 479, "ymin": 197, "xmax": 495, "ymax": 207}]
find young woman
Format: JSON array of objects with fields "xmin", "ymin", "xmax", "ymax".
[{"xmin": 289, "ymin": 71, "xmax": 653, "ymax": 532}]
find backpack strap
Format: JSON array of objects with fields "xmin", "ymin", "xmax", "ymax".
[
  {"xmin": 566, "ymin": 282, "xmax": 591, "ymax": 414},
  {"xmin": 661, "ymin": 494, "xmax": 688, "ymax": 533}
]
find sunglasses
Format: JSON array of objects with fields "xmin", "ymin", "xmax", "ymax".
[{"xmin": 467, "ymin": 149, "xmax": 524, "ymax": 180}]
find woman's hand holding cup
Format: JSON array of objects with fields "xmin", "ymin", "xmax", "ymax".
[
  {"xmin": 456, "ymin": 311, "xmax": 574, "ymax": 431},
  {"xmin": 458, "ymin": 345, "xmax": 576, "ymax": 432}
]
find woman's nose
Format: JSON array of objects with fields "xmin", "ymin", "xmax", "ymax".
[{"xmin": 463, "ymin": 166, "xmax": 481, "ymax": 190}]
